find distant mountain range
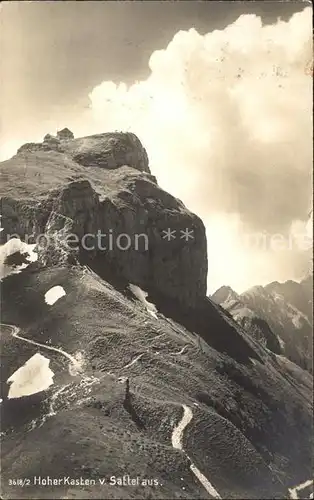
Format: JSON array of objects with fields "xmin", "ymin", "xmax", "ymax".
[{"xmin": 212, "ymin": 275, "xmax": 313, "ymax": 373}]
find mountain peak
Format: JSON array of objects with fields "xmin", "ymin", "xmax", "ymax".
[
  {"xmin": 211, "ymin": 285, "xmax": 239, "ymax": 304},
  {"xmin": 241, "ymin": 285, "xmax": 268, "ymax": 299}
]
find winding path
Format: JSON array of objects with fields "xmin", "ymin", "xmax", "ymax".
[
  {"xmin": 171, "ymin": 345, "xmax": 188, "ymax": 356},
  {"xmin": 288, "ymin": 479, "xmax": 313, "ymax": 499},
  {"xmin": 172, "ymin": 404, "xmax": 221, "ymax": 499},
  {"xmin": 1, "ymin": 323, "xmax": 81, "ymax": 371},
  {"xmin": 1, "ymin": 322, "xmax": 87, "ymax": 427},
  {"xmin": 171, "ymin": 404, "xmax": 193, "ymax": 449},
  {"xmin": 121, "ymin": 353, "xmax": 146, "ymax": 370}
]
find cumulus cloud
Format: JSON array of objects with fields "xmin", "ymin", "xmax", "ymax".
[
  {"xmin": 85, "ymin": 7, "xmax": 313, "ymax": 293},
  {"xmin": 2, "ymin": 7, "xmax": 312, "ymax": 293}
]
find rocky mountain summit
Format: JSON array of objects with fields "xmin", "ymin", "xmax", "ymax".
[
  {"xmin": 0, "ymin": 130, "xmax": 313, "ymax": 499},
  {"xmin": 1, "ymin": 130, "xmax": 206, "ymax": 307},
  {"xmin": 212, "ymin": 275, "xmax": 313, "ymax": 373},
  {"xmin": 16, "ymin": 130, "xmax": 150, "ymax": 174}
]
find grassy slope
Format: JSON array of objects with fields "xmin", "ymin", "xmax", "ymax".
[{"xmin": 1, "ymin": 262, "xmax": 312, "ymax": 499}]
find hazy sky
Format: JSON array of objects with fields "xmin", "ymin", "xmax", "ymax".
[{"xmin": 1, "ymin": 1, "xmax": 313, "ymax": 293}]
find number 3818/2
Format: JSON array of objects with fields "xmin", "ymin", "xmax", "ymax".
[{"xmin": 8, "ymin": 478, "xmax": 31, "ymax": 486}]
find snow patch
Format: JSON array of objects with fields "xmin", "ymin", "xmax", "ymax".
[
  {"xmin": 45, "ymin": 286, "xmax": 66, "ymax": 305},
  {"xmin": 129, "ymin": 284, "xmax": 158, "ymax": 319},
  {"xmin": 0, "ymin": 238, "xmax": 38, "ymax": 279},
  {"xmin": 7, "ymin": 353, "xmax": 54, "ymax": 399}
]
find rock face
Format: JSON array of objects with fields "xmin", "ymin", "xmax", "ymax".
[
  {"xmin": 212, "ymin": 277, "xmax": 313, "ymax": 373},
  {"xmin": 0, "ymin": 131, "xmax": 206, "ymax": 307},
  {"xmin": 0, "ymin": 131, "xmax": 313, "ymax": 500},
  {"xmin": 66, "ymin": 132, "xmax": 151, "ymax": 173}
]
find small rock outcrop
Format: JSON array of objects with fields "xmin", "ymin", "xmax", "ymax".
[
  {"xmin": 43, "ymin": 134, "xmax": 61, "ymax": 151},
  {"xmin": 17, "ymin": 134, "xmax": 62, "ymax": 154},
  {"xmin": 16, "ymin": 142, "xmax": 44, "ymax": 154}
]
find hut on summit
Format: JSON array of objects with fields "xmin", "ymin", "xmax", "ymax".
[{"xmin": 56, "ymin": 128, "xmax": 74, "ymax": 141}]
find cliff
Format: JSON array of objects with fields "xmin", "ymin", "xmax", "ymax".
[{"xmin": 0, "ymin": 131, "xmax": 207, "ymax": 307}]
